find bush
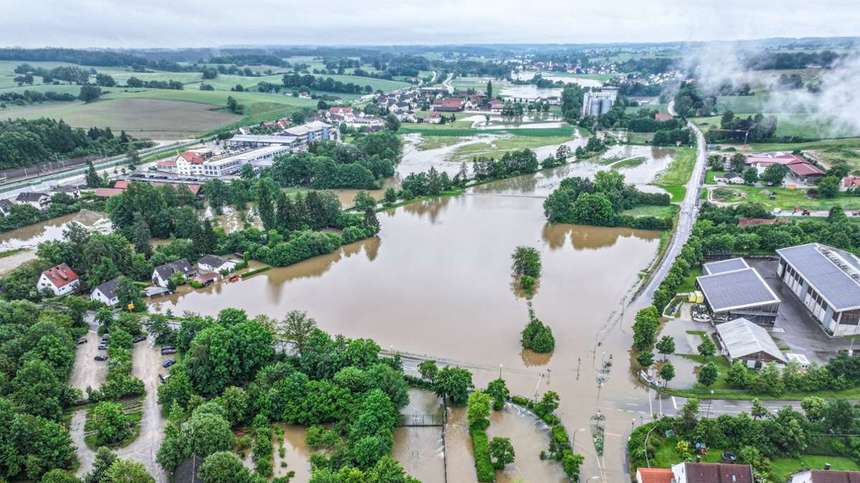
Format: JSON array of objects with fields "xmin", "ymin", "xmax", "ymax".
[
  {"xmin": 521, "ymin": 312, "xmax": 555, "ymax": 353},
  {"xmin": 86, "ymin": 401, "xmax": 132, "ymax": 446},
  {"xmin": 470, "ymin": 428, "xmax": 496, "ymax": 482}
]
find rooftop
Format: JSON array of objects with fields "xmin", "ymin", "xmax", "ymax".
[
  {"xmin": 715, "ymin": 317, "xmax": 786, "ymax": 363},
  {"xmin": 676, "ymin": 462, "xmax": 754, "ymax": 483},
  {"xmin": 777, "ymin": 243, "xmax": 860, "ymax": 312},
  {"xmin": 809, "ymin": 470, "xmax": 860, "ymax": 483},
  {"xmin": 703, "ymin": 257, "xmax": 749, "ymax": 275},
  {"xmin": 697, "ymin": 266, "xmax": 781, "ymax": 313},
  {"xmin": 42, "ymin": 263, "xmax": 79, "ymax": 288},
  {"xmin": 94, "ymin": 276, "xmax": 122, "ymax": 300},
  {"xmin": 637, "ymin": 467, "xmax": 673, "ymax": 483}
]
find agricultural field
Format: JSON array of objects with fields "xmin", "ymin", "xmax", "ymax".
[
  {"xmin": 693, "ymin": 114, "xmax": 860, "ymax": 141},
  {"xmin": 313, "ymin": 74, "xmax": 411, "ymax": 92}
]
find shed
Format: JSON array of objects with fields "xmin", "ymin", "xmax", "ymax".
[{"xmin": 715, "ymin": 318, "xmax": 786, "ymax": 367}]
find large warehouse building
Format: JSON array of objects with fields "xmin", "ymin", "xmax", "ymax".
[
  {"xmin": 777, "ymin": 243, "xmax": 860, "ymax": 337},
  {"xmin": 696, "ymin": 258, "xmax": 781, "ymax": 324}
]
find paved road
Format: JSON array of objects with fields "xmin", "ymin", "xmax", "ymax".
[
  {"xmin": 640, "ymin": 104, "xmax": 707, "ymax": 301},
  {"xmin": 69, "ymin": 330, "xmax": 106, "ymax": 394}
]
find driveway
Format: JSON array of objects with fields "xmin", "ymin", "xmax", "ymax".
[{"xmin": 70, "ymin": 330, "xmax": 107, "ymax": 394}]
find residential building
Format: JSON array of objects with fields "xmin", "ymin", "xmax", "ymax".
[
  {"xmin": 171, "ymin": 146, "xmax": 292, "ymax": 177},
  {"xmin": 672, "ymin": 462, "xmax": 754, "ymax": 483},
  {"xmin": 152, "ymin": 259, "xmax": 195, "ymax": 288},
  {"xmin": 37, "ymin": 263, "xmax": 80, "ymax": 296},
  {"xmin": 432, "ymin": 98, "xmax": 466, "ymax": 112},
  {"xmin": 791, "ymin": 469, "xmax": 860, "ymax": 483},
  {"xmin": 0, "ymin": 199, "xmax": 14, "ymax": 216},
  {"xmin": 581, "ymin": 88, "xmax": 618, "ymax": 117},
  {"xmin": 197, "ymin": 254, "xmax": 237, "ymax": 274},
  {"xmin": 696, "ymin": 258, "xmax": 781, "ymax": 324},
  {"xmin": 285, "ymin": 121, "xmax": 335, "ymax": 146},
  {"xmin": 15, "ymin": 192, "xmax": 51, "ymax": 210},
  {"xmin": 745, "ymin": 153, "xmax": 825, "ymax": 185},
  {"xmin": 91, "ymin": 276, "xmax": 121, "ymax": 306},
  {"xmin": 225, "ymin": 135, "xmax": 302, "ymax": 150},
  {"xmin": 715, "ymin": 317, "xmax": 787, "ymax": 367},
  {"xmin": 636, "ymin": 467, "xmax": 673, "ymax": 483},
  {"xmin": 193, "ymin": 272, "xmax": 219, "ymax": 287},
  {"xmin": 841, "ymin": 176, "xmax": 860, "ymax": 192},
  {"xmin": 777, "ymin": 243, "xmax": 860, "ymax": 336}
]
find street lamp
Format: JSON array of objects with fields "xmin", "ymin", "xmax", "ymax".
[{"xmin": 498, "ymin": 363, "xmax": 503, "ymax": 380}]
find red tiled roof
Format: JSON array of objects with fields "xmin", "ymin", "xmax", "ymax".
[
  {"xmin": 151, "ymin": 182, "xmax": 201, "ymax": 195},
  {"xmin": 180, "ymin": 151, "xmax": 205, "ymax": 164},
  {"xmin": 435, "ymin": 98, "xmax": 465, "ymax": 107},
  {"xmin": 843, "ymin": 176, "xmax": 860, "ymax": 189},
  {"xmin": 157, "ymin": 160, "xmax": 177, "ymax": 168},
  {"xmin": 113, "ymin": 180, "xmax": 129, "ymax": 189},
  {"xmin": 637, "ymin": 468, "xmax": 673, "ymax": 483},
  {"xmin": 655, "ymin": 112, "xmax": 673, "ymax": 122},
  {"xmin": 329, "ymin": 107, "xmax": 353, "ymax": 114},
  {"xmin": 194, "ymin": 272, "xmax": 219, "ymax": 283},
  {"xmin": 42, "ymin": 263, "xmax": 79, "ymax": 288},
  {"xmin": 787, "ymin": 161, "xmax": 825, "ymax": 177},
  {"xmin": 746, "ymin": 153, "xmax": 824, "ymax": 177},
  {"xmin": 93, "ymin": 188, "xmax": 125, "ymax": 198}
]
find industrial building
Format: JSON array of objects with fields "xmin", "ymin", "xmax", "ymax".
[
  {"xmin": 777, "ymin": 243, "xmax": 860, "ymax": 336},
  {"xmin": 696, "ymin": 258, "xmax": 781, "ymax": 324},
  {"xmin": 715, "ymin": 317, "xmax": 786, "ymax": 367},
  {"xmin": 581, "ymin": 88, "xmax": 618, "ymax": 117}
]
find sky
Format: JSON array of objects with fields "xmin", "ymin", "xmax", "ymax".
[{"xmin": 2, "ymin": 0, "xmax": 860, "ymax": 48}]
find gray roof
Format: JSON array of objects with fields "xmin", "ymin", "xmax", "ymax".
[
  {"xmin": 716, "ymin": 318, "xmax": 786, "ymax": 363},
  {"xmin": 94, "ymin": 276, "xmax": 121, "ymax": 300},
  {"xmin": 154, "ymin": 259, "xmax": 194, "ymax": 280},
  {"xmin": 697, "ymin": 267, "xmax": 781, "ymax": 312},
  {"xmin": 198, "ymin": 254, "xmax": 226, "ymax": 267},
  {"xmin": 704, "ymin": 258, "xmax": 749, "ymax": 275},
  {"xmin": 777, "ymin": 243, "xmax": 860, "ymax": 312},
  {"xmin": 0, "ymin": 199, "xmax": 14, "ymax": 210},
  {"xmin": 228, "ymin": 134, "xmax": 299, "ymax": 145},
  {"xmin": 16, "ymin": 192, "xmax": 48, "ymax": 202}
]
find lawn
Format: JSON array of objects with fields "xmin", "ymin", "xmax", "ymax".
[
  {"xmin": 314, "ymin": 74, "xmax": 410, "ymax": 93},
  {"xmin": 693, "ymin": 114, "xmax": 860, "ymax": 140},
  {"xmin": 771, "ymin": 455, "xmax": 860, "ymax": 481},
  {"xmin": 611, "ymin": 156, "xmax": 647, "ymax": 170},
  {"xmin": 713, "ymin": 185, "xmax": 860, "ymax": 211},
  {"xmin": 452, "ymin": 135, "xmax": 573, "ymax": 161},
  {"xmin": 677, "ymin": 267, "xmax": 701, "ymax": 292},
  {"xmin": 621, "ymin": 205, "xmax": 678, "ymax": 218},
  {"xmin": 655, "ymin": 147, "xmax": 696, "ymax": 202}
]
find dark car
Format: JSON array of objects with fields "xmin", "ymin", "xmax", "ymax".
[
  {"xmin": 161, "ymin": 347, "xmax": 177, "ymax": 355},
  {"xmin": 94, "ymin": 355, "xmax": 107, "ymax": 361},
  {"xmin": 133, "ymin": 335, "xmax": 146, "ymax": 343},
  {"xmin": 722, "ymin": 451, "xmax": 737, "ymax": 463},
  {"xmin": 162, "ymin": 359, "xmax": 176, "ymax": 368},
  {"xmin": 98, "ymin": 344, "xmax": 108, "ymax": 350},
  {"xmin": 76, "ymin": 337, "xmax": 88, "ymax": 345}
]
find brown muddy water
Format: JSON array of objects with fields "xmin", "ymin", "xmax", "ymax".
[{"xmin": 153, "ymin": 141, "xmax": 673, "ymax": 480}]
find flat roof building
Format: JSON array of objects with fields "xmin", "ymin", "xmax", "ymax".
[
  {"xmin": 715, "ymin": 317, "xmax": 786, "ymax": 367},
  {"xmin": 777, "ymin": 243, "xmax": 860, "ymax": 336},
  {"xmin": 697, "ymin": 258, "xmax": 781, "ymax": 324}
]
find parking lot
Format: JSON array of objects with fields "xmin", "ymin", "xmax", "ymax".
[{"xmin": 69, "ymin": 330, "xmax": 107, "ymax": 393}]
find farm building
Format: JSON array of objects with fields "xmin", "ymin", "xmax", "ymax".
[
  {"xmin": 777, "ymin": 243, "xmax": 860, "ymax": 336},
  {"xmin": 745, "ymin": 153, "xmax": 825, "ymax": 185},
  {"xmin": 696, "ymin": 258, "xmax": 781, "ymax": 324},
  {"xmin": 715, "ymin": 317, "xmax": 786, "ymax": 367},
  {"xmin": 432, "ymin": 98, "xmax": 466, "ymax": 112}
]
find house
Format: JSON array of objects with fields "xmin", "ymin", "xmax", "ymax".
[
  {"xmin": 432, "ymin": 98, "xmax": 466, "ymax": 112},
  {"xmin": 745, "ymin": 153, "xmax": 825, "ymax": 185},
  {"xmin": 152, "ymin": 259, "xmax": 195, "ymax": 288},
  {"xmin": 715, "ymin": 317, "xmax": 787, "ymax": 367},
  {"xmin": 197, "ymin": 254, "xmax": 236, "ymax": 274},
  {"xmin": 672, "ymin": 462, "xmax": 754, "ymax": 483},
  {"xmin": 51, "ymin": 185, "xmax": 81, "ymax": 198},
  {"xmin": 636, "ymin": 467, "xmax": 673, "ymax": 483},
  {"xmin": 0, "ymin": 199, "xmax": 14, "ymax": 216},
  {"xmin": 15, "ymin": 192, "xmax": 51, "ymax": 210},
  {"xmin": 173, "ymin": 150, "xmax": 211, "ymax": 176},
  {"xmin": 284, "ymin": 121, "xmax": 335, "ymax": 146},
  {"xmin": 791, "ymin": 469, "xmax": 860, "ymax": 483},
  {"xmin": 842, "ymin": 176, "xmax": 860, "ymax": 192},
  {"xmin": 777, "ymin": 243, "xmax": 860, "ymax": 336},
  {"xmin": 488, "ymin": 100, "xmax": 505, "ymax": 113},
  {"xmin": 655, "ymin": 112, "xmax": 673, "ymax": 122},
  {"xmin": 193, "ymin": 272, "xmax": 219, "ymax": 287},
  {"xmin": 696, "ymin": 258, "xmax": 781, "ymax": 324},
  {"xmin": 91, "ymin": 276, "xmax": 122, "ymax": 306},
  {"xmin": 37, "ymin": 263, "xmax": 80, "ymax": 296}
]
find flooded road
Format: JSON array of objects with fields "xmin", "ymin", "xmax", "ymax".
[{"xmin": 154, "ymin": 138, "xmax": 676, "ymax": 480}]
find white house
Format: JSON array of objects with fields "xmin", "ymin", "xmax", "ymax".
[
  {"xmin": 37, "ymin": 263, "xmax": 80, "ymax": 296},
  {"xmin": 16, "ymin": 192, "xmax": 51, "ymax": 210},
  {"xmin": 0, "ymin": 199, "xmax": 14, "ymax": 217},
  {"xmin": 91, "ymin": 276, "xmax": 121, "ymax": 306},
  {"xmin": 197, "ymin": 255, "xmax": 237, "ymax": 274},
  {"xmin": 152, "ymin": 259, "xmax": 195, "ymax": 288}
]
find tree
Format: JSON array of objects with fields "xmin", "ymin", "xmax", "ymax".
[
  {"xmin": 86, "ymin": 401, "xmax": 132, "ymax": 446},
  {"xmin": 116, "ymin": 276, "xmax": 144, "ymax": 311},
  {"xmin": 659, "ymin": 362, "xmax": 675, "ymax": 387},
  {"xmin": 488, "ymin": 437, "xmax": 515, "ymax": 470},
  {"xmin": 760, "ymin": 163, "xmax": 788, "ymax": 186},
  {"xmin": 103, "ymin": 458, "xmax": 154, "ymax": 483},
  {"xmin": 521, "ymin": 308, "xmax": 555, "ymax": 353},
  {"xmin": 818, "ymin": 175, "xmax": 840, "ymax": 198},
  {"xmin": 255, "ymin": 177, "xmax": 278, "ymax": 230},
  {"xmin": 126, "ymin": 148, "xmax": 141, "ymax": 168},
  {"xmin": 41, "ymin": 469, "xmax": 81, "ymax": 483},
  {"xmin": 85, "ymin": 160, "xmax": 102, "ymax": 188},
  {"xmin": 79, "ymin": 85, "xmax": 102, "ymax": 103},
  {"xmin": 226, "ymin": 96, "xmax": 244, "ymax": 114},
  {"xmin": 571, "ymin": 192, "xmax": 615, "ymax": 225},
  {"xmin": 384, "ymin": 187, "xmax": 398, "ymax": 205},
  {"xmin": 199, "ymin": 451, "xmax": 257, "ymax": 483},
  {"xmin": 511, "ymin": 246, "xmax": 541, "ymax": 279},
  {"xmin": 418, "ymin": 360, "xmax": 438, "ymax": 381},
  {"xmin": 467, "ymin": 390, "xmax": 491, "ymax": 430},
  {"xmin": 697, "ymin": 336, "xmax": 716, "ymax": 357},
  {"xmin": 632, "ymin": 306, "xmax": 660, "ymax": 351},
  {"xmin": 743, "ymin": 167, "xmax": 759, "ymax": 185},
  {"xmin": 656, "ymin": 336, "xmax": 675, "ymax": 359},
  {"xmin": 486, "ymin": 378, "xmax": 509, "ymax": 411},
  {"xmin": 697, "ymin": 362, "xmax": 718, "ymax": 387},
  {"xmin": 533, "ymin": 391, "xmax": 560, "ymax": 419},
  {"xmin": 354, "ymin": 191, "xmax": 376, "ymax": 211},
  {"xmin": 637, "ymin": 351, "xmax": 655, "ymax": 369},
  {"xmin": 433, "ymin": 366, "xmax": 472, "ymax": 406},
  {"xmin": 486, "ymin": 80, "xmax": 493, "ymax": 99},
  {"xmin": 278, "ymin": 310, "xmax": 317, "ymax": 354},
  {"xmin": 183, "ymin": 412, "xmax": 235, "ymax": 459},
  {"xmin": 85, "ymin": 447, "xmax": 117, "ymax": 483},
  {"xmin": 385, "ymin": 114, "xmax": 401, "ymax": 132},
  {"xmin": 751, "ymin": 398, "xmax": 768, "ymax": 420}
]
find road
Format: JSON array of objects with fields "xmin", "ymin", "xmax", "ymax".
[
  {"xmin": 442, "ymin": 73, "xmax": 454, "ymax": 94},
  {"xmin": 640, "ymin": 102, "xmax": 707, "ymax": 301}
]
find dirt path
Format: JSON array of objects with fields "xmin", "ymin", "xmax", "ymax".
[{"xmin": 71, "ymin": 409, "xmax": 96, "ymax": 478}]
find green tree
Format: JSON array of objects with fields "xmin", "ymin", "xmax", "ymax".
[
  {"xmin": 383, "ymin": 187, "xmax": 398, "ymax": 204},
  {"xmin": 433, "ymin": 366, "xmax": 472, "ymax": 406},
  {"xmin": 656, "ymin": 336, "xmax": 675, "ymax": 359},
  {"xmin": 256, "ymin": 178, "xmax": 278, "ymax": 230},
  {"xmin": 278, "ymin": 310, "xmax": 317, "ymax": 354},
  {"xmin": 467, "ymin": 390, "xmax": 491, "ymax": 430},
  {"xmin": 742, "ymin": 167, "xmax": 758, "ymax": 185},
  {"xmin": 41, "ymin": 469, "xmax": 81, "ymax": 483},
  {"xmin": 79, "ymin": 85, "xmax": 102, "ymax": 103},
  {"xmin": 818, "ymin": 175, "xmax": 840, "ymax": 198},
  {"xmin": 418, "ymin": 360, "xmax": 438, "ymax": 381},
  {"xmin": 697, "ymin": 362, "xmax": 718, "ymax": 387},
  {"xmin": 486, "ymin": 378, "xmax": 509, "ymax": 411},
  {"xmin": 85, "ymin": 447, "xmax": 117, "ymax": 483},
  {"xmin": 85, "ymin": 160, "xmax": 102, "ymax": 188},
  {"xmin": 632, "ymin": 306, "xmax": 660, "ymax": 351},
  {"xmin": 659, "ymin": 362, "xmax": 675, "ymax": 387},
  {"xmin": 353, "ymin": 191, "xmax": 376, "ymax": 211},
  {"xmin": 103, "ymin": 458, "xmax": 154, "ymax": 483},
  {"xmin": 751, "ymin": 398, "xmax": 768, "ymax": 420},
  {"xmin": 488, "ymin": 437, "xmax": 515, "ymax": 470},
  {"xmin": 199, "ymin": 451, "xmax": 257, "ymax": 483},
  {"xmin": 511, "ymin": 246, "xmax": 541, "ymax": 279},
  {"xmin": 637, "ymin": 351, "xmax": 655, "ymax": 368},
  {"xmin": 385, "ymin": 114, "xmax": 401, "ymax": 132},
  {"xmin": 760, "ymin": 163, "xmax": 788, "ymax": 186},
  {"xmin": 116, "ymin": 276, "xmax": 144, "ymax": 311},
  {"xmin": 86, "ymin": 401, "xmax": 132, "ymax": 446},
  {"xmin": 571, "ymin": 192, "xmax": 615, "ymax": 225},
  {"xmin": 697, "ymin": 336, "xmax": 716, "ymax": 357},
  {"xmin": 486, "ymin": 80, "xmax": 493, "ymax": 99}
]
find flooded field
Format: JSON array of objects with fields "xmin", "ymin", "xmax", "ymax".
[{"xmin": 153, "ymin": 135, "xmax": 676, "ymax": 480}]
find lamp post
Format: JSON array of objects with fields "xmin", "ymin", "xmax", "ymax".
[{"xmin": 498, "ymin": 363, "xmax": 503, "ymax": 380}]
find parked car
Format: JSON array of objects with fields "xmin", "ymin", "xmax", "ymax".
[
  {"xmin": 76, "ymin": 337, "xmax": 88, "ymax": 345},
  {"xmin": 162, "ymin": 359, "xmax": 176, "ymax": 368},
  {"xmin": 161, "ymin": 346, "xmax": 176, "ymax": 355},
  {"xmin": 722, "ymin": 451, "xmax": 737, "ymax": 463},
  {"xmin": 98, "ymin": 344, "xmax": 107, "ymax": 350},
  {"xmin": 133, "ymin": 335, "xmax": 146, "ymax": 343},
  {"xmin": 94, "ymin": 355, "xmax": 107, "ymax": 361}
]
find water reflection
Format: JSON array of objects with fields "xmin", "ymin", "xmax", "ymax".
[{"xmin": 542, "ymin": 223, "xmax": 662, "ymax": 251}]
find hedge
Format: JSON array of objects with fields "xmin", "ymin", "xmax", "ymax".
[{"xmin": 470, "ymin": 428, "xmax": 495, "ymax": 482}]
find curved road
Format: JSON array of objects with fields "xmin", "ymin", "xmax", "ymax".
[{"xmin": 640, "ymin": 104, "xmax": 707, "ymax": 301}]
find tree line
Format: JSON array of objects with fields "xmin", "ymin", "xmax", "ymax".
[{"xmin": 281, "ymin": 73, "xmax": 373, "ymax": 95}]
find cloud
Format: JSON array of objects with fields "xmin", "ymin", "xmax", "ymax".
[{"xmin": 1, "ymin": 0, "xmax": 860, "ymax": 48}]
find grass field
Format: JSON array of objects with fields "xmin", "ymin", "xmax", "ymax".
[
  {"xmin": 621, "ymin": 205, "xmax": 678, "ymax": 218},
  {"xmin": 655, "ymin": 147, "xmax": 696, "ymax": 202},
  {"xmin": 450, "ymin": 76, "xmax": 499, "ymax": 91},
  {"xmin": 610, "ymin": 156, "xmax": 647, "ymax": 170},
  {"xmin": 693, "ymin": 115, "xmax": 860, "ymax": 141},
  {"xmin": 712, "ymin": 185, "xmax": 860, "ymax": 211}
]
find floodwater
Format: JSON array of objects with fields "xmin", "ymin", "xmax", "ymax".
[
  {"xmin": 274, "ymin": 424, "xmax": 312, "ymax": 482},
  {"xmin": 153, "ymin": 135, "xmax": 676, "ymax": 480},
  {"xmin": 393, "ymin": 389, "xmax": 445, "ymax": 483},
  {"xmin": 512, "ymin": 71, "xmax": 605, "ymax": 88},
  {"xmin": 500, "ymin": 85, "xmax": 563, "ymax": 100}
]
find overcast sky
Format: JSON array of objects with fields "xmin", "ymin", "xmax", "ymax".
[{"xmin": 2, "ymin": 0, "xmax": 859, "ymax": 48}]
